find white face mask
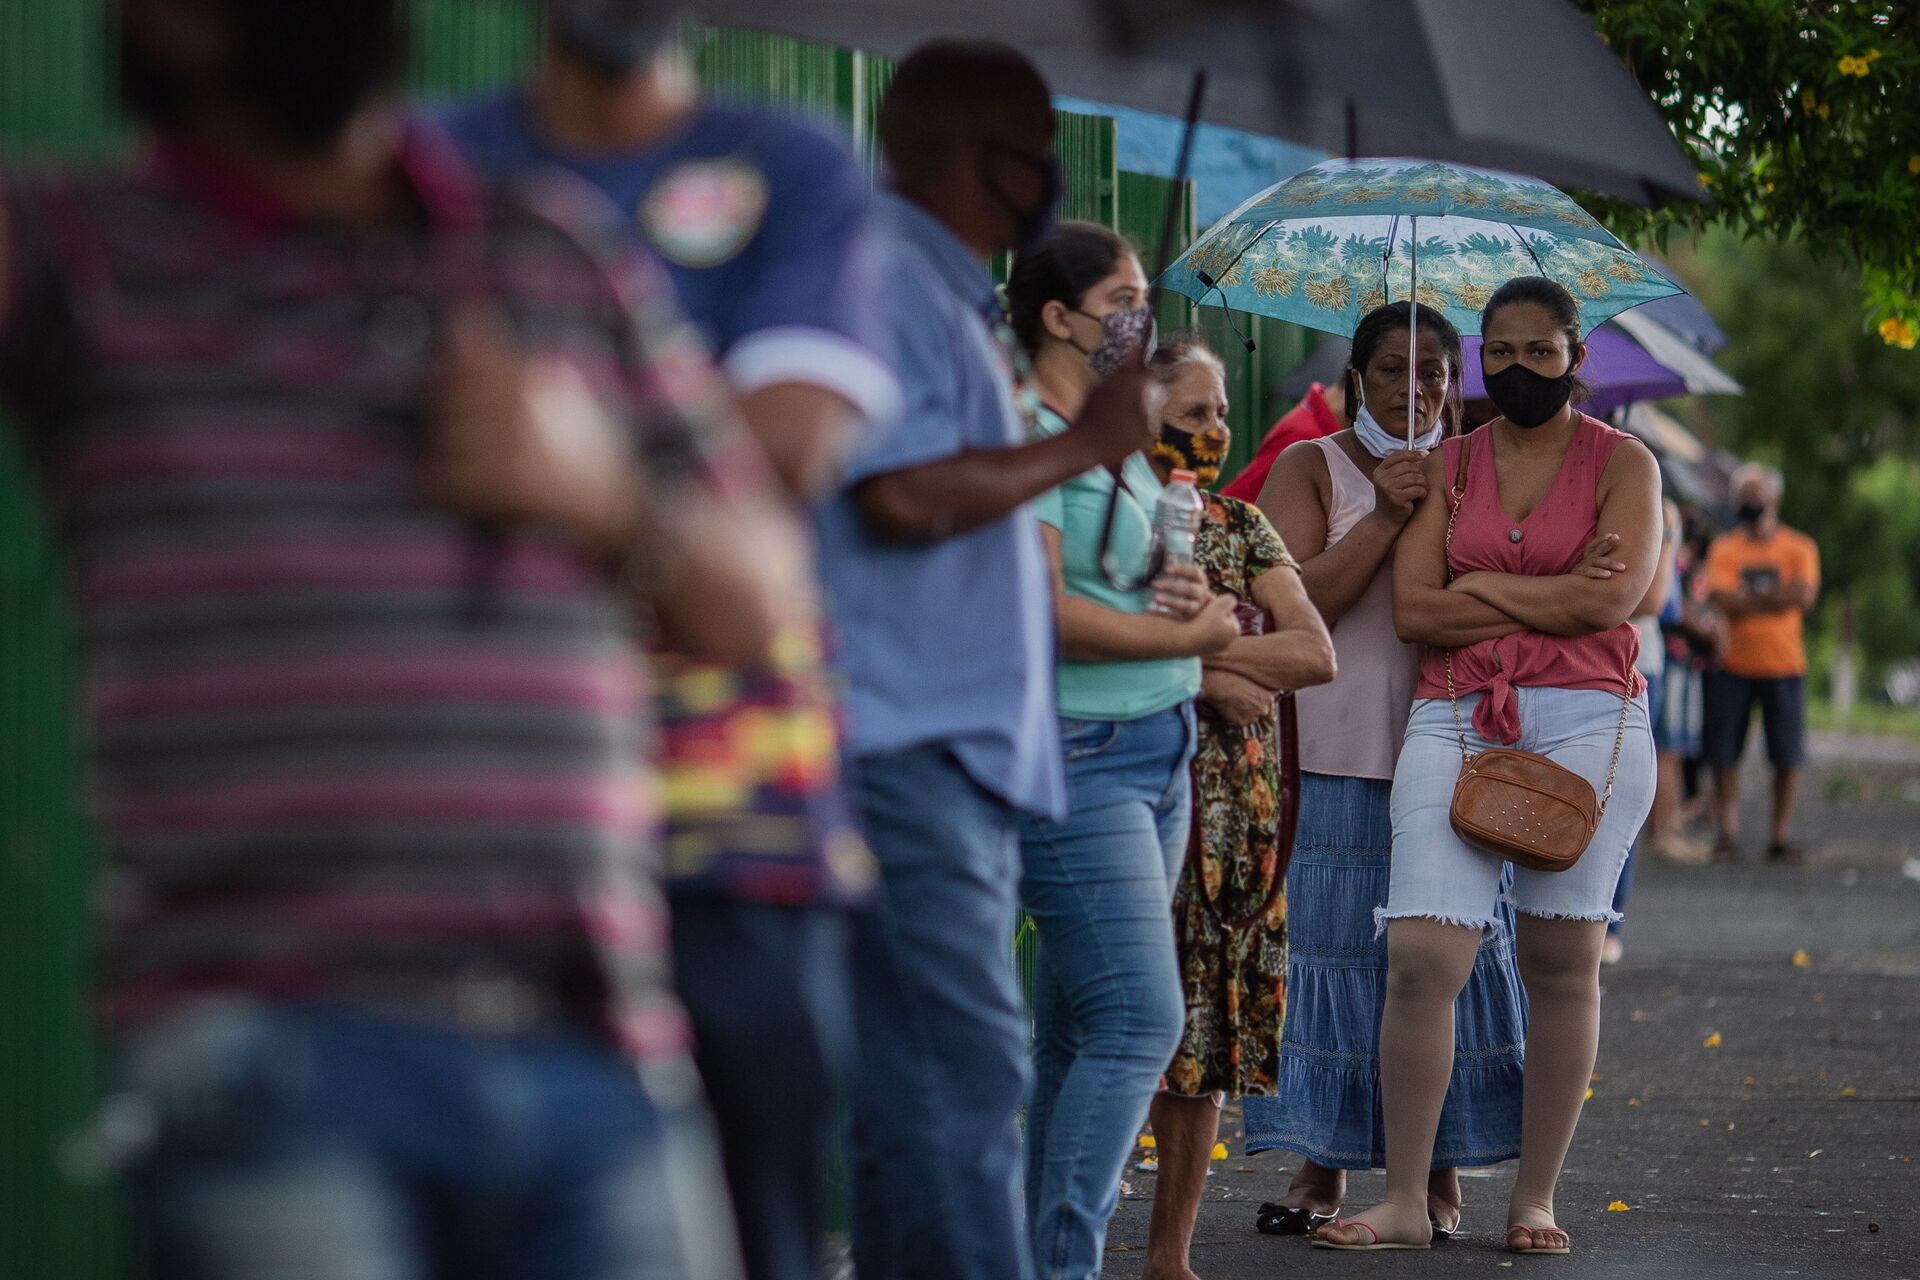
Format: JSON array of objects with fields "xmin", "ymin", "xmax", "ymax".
[{"xmin": 1353, "ymin": 383, "xmax": 1444, "ymax": 458}]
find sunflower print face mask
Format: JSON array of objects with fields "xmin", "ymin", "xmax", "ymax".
[{"xmin": 1151, "ymin": 423, "xmax": 1230, "ymax": 488}]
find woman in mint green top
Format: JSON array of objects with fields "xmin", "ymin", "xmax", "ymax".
[{"xmin": 1005, "ymin": 222, "xmax": 1240, "ymax": 1280}]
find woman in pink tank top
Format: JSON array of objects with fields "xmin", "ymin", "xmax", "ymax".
[
  {"xmin": 1245, "ymin": 304, "xmax": 1525, "ymax": 1244},
  {"xmin": 1318, "ymin": 279, "xmax": 1661, "ymax": 1257}
]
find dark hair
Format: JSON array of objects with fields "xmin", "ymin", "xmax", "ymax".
[
  {"xmin": 1343, "ymin": 301, "xmax": 1465, "ymax": 438},
  {"xmin": 878, "ymin": 40, "xmax": 1051, "ymax": 182},
  {"xmin": 1005, "ymin": 221, "xmax": 1136, "ymax": 355},
  {"xmin": 1479, "ymin": 276, "xmax": 1593, "ymax": 405}
]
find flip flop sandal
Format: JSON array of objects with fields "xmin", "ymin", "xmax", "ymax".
[
  {"xmin": 1507, "ymin": 1223, "xmax": 1572, "ymax": 1255},
  {"xmin": 1255, "ymin": 1203, "xmax": 1334, "ymax": 1237},
  {"xmin": 1429, "ymin": 1211, "xmax": 1462, "ymax": 1241},
  {"xmin": 1312, "ymin": 1220, "xmax": 1430, "ymax": 1251}
]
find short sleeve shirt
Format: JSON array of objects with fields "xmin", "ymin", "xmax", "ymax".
[
  {"xmin": 0, "ymin": 123, "xmax": 742, "ymax": 1052},
  {"xmin": 1705, "ymin": 525, "xmax": 1820, "ymax": 678},
  {"xmin": 811, "ymin": 193, "xmax": 1065, "ymax": 819},
  {"xmin": 1031, "ymin": 407, "xmax": 1202, "ymax": 722}
]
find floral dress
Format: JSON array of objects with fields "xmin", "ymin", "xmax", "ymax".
[{"xmin": 1166, "ymin": 495, "xmax": 1301, "ymax": 1099}]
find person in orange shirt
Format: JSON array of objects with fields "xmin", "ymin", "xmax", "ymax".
[{"xmin": 1702, "ymin": 464, "xmax": 1821, "ymax": 861}]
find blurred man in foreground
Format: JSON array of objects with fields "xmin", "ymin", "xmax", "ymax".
[
  {"xmin": 811, "ymin": 40, "xmax": 1157, "ymax": 1280},
  {"xmin": 443, "ymin": 7, "xmax": 898, "ymax": 1277},
  {"xmin": 0, "ymin": 0, "xmax": 808, "ymax": 1273}
]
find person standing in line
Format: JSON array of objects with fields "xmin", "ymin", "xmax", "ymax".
[
  {"xmin": 1, "ymin": 0, "xmax": 816, "ymax": 1274},
  {"xmin": 1641, "ymin": 515, "xmax": 1724, "ymax": 865},
  {"xmin": 1702, "ymin": 463, "xmax": 1820, "ymax": 862},
  {"xmin": 1004, "ymin": 222, "xmax": 1243, "ymax": 1280},
  {"xmin": 1136, "ymin": 332, "xmax": 1336, "ymax": 1280},
  {"xmin": 1219, "ymin": 377, "xmax": 1347, "ymax": 505},
  {"xmin": 1245, "ymin": 303, "xmax": 1527, "ymax": 1242},
  {"xmin": 441, "ymin": 9, "xmax": 898, "ymax": 1275},
  {"xmin": 1603, "ymin": 495, "xmax": 1680, "ymax": 965},
  {"xmin": 1318, "ymin": 277, "xmax": 1660, "ymax": 1256},
  {"xmin": 810, "ymin": 43, "xmax": 1158, "ymax": 1280}
]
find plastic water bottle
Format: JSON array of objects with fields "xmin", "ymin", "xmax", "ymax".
[{"xmin": 1150, "ymin": 469, "xmax": 1205, "ymax": 612}]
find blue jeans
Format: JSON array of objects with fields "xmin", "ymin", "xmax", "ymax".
[
  {"xmin": 672, "ymin": 899, "xmax": 851, "ymax": 1280},
  {"xmin": 847, "ymin": 746, "xmax": 1032, "ymax": 1280},
  {"xmin": 119, "ymin": 1001, "xmax": 741, "ymax": 1280},
  {"xmin": 1018, "ymin": 704, "xmax": 1196, "ymax": 1280}
]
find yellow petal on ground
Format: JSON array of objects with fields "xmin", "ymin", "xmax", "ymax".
[
  {"xmin": 1819, "ymin": 1070, "xmax": 1830, "ymax": 1083},
  {"xmin": 1793, "ymin": 949, "xmax": 1811, "ymax": 968},
  {"xmin": 1608, "ymin": 1201, "xmax": 1632, "ymax": 1212},
  {"xmin": 1585, "ymin": 1089, "xmax": 1594, "ymax": 1101},
  {"xmin": 1700, "ymin": 1118, "xmax": 1710, "ymax": 1127},
  {"xmin": 1628, "ymin": 1098, "xmax": 1641, "ymax": 1107},
  {"xmin": 1704, "ymin": 1032, "xmax": 1723, "ymax": 1048},
  {"xmin": 1745, "ymin": 1076, "xmax": 1757, "ymax": 1087},
  {"xmin": 1211, "ymin": 1143, "xmax": 1229, "ymax": 1160},
  {"xmin": 1842, "ymin": 1086, "xmax": 1859, "ymax": 1098},
  {"xmin": 1137, "ymin": 1134, "xmax": 1156, "ymax": 1149}
]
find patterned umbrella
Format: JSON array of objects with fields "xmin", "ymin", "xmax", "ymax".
[{"xmin": 1159, "ymin": 157, "xmax": 1685, "ymax": 443}]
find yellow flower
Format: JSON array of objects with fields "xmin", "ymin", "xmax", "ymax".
[
  {"xmin": 1880, "ymin": 316, "xmax": 1918, "ymax": 349},
  {"xmin": 1867, "ymin": 48, "xmax": 1882, "ymax": 62},
  {"xmin": 1704, "ymin": 1031, "xmax": 1723, "ymax": 1048},
  {"xmin": 1607, "ymin": 1201, "xmax": 1632, "ymax": 1212},
  {"xmin": 1818, "ymin": 103, "xmax": 1832, "ymax": 119},
  {"xmin": 1838, "ymin": 56, "xmax": 1864, "ymax": 76},
  {"xmin": 1211, "ymin": 1142, "xmax": 1230, "ymax": 1160},
  {"xmin": 1801, "ymin": 89, "xmax": 1818, "ymax": 111},
  {"xmin": 1138, "ymin": 1133, "xmax": 1157, "ymax": 1150}
]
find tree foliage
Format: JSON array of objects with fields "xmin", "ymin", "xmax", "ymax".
[
  {"xmin": 1577, "ymin": 1, "xmax": 1920, "ymax": 344},
  {"xmin": 1674, "ymin": 228, "xmax": 1920, "ymax": 677}
]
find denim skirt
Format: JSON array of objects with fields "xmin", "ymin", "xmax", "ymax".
[{"xmin": 1243, "ymin": 772, "xmax": 1526, "ymax": 1170}]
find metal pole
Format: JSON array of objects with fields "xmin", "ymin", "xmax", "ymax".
[{"xmin": 1407, "ymin": 215, "xmax": 1419, "ymax": 448}]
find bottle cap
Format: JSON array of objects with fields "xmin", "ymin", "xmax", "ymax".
[{"xmin": 1171, "ymin": 469, "xmax": 1197, "ymax": 484}]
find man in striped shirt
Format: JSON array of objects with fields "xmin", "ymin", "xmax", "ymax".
[{"xmin": 0, "ymin": 0, "xmax": 803, "ymax": 1275}]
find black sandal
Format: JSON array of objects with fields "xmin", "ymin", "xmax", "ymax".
[
  {"xmin": 1429, "ymin": 1211, "xmax": 1462, "ymax": 1242},
  {"xmin": 1256, "ymin": 1202, "xmax": 1335, "ymax": 1236}
]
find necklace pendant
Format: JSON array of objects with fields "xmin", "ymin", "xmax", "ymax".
[{"xmin": 1508, "ymin": 528, "xmax": 1524, "ymax": 544}]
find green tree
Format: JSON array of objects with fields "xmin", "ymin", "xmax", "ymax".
[
  {"xmin": 1577, "ymin": 1, "xmax": 1920, "ymax": 344},
  {"xmin": 1672, "ymin": 228, "xmax": 1920, "ymax": 684}
]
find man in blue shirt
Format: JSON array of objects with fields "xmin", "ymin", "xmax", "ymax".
[
  {"xmin": 443, "ymin": 10, "xmax": 898, "ymax": 1280},
  {"xmin": 812, "ymin": 41, "xmax": 1156, "ymax": 1280}
]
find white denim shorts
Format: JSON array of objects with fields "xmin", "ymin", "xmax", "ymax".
[{"xmin": 1381, "ymin": 688, "xmax": 1656, "ymax": 932}]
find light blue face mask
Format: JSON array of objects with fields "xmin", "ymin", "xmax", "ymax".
[{"xmin": 1353, "ymin": 387, "xmax": 1444, "ymax": 459}]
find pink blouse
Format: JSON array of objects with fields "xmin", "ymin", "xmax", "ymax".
[{"xmin": 1416, "ymin": 416, "xmax": 1645, "ymax": 744}]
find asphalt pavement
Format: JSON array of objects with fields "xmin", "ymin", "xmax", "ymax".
[{"xmin": 1103, "ymin": 733, "xmax": 1920, "ymax": 1280}]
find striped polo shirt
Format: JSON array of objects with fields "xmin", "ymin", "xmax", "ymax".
[{"xmin": 0, "ymin": 122, "xmax": 745, "ymax": 1056}]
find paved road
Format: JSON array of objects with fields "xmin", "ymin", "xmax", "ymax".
[{"xmin": 1103, "ymin": 737, "xmax": 1920, "ymax": 1280}]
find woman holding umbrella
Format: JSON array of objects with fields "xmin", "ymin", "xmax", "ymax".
[
  {"xmin": 1245, "ymin": 302, "xmax": 1527, "ymax": 1241},
  {"xmin": 1317, "ymin": 277, "xmax": 1660, "ymax": 1255}
]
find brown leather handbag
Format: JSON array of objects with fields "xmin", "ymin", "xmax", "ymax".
[{"xmin": 1439, "ymin": 436, "xmax": 1634, "ymax": 874}]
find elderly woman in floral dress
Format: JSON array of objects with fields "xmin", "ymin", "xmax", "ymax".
[{"xmin": 1139, "ymin": 332, "xmax": 1335, "ymax": 1280}]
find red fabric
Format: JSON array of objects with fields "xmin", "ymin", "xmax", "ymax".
[
  {"xmin": 1220, "ymin": 384, "xmax": 1342, "ymax": 502},
  {"xmin": 1416, "ymin": 416, "xmax": 1645, "ymax": 744}
]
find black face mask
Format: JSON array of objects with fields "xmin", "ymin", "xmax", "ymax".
[
  {"xmin": 982, "ymin": 146, "xmax": 1063, "ymax": 255},
  {"xmin": 1737, "ymin": 502, "xmax": 1768, "ymax": 526},
  {"xmin": 120, "ymin": 0, "xmax": 405, "ymax": 155},
  {"xmin": 1482, "ymin": 362, "xmax": 1577, "ymax": 430},
  {"xmin": 547, "ymin": 0, "xmax": 673, "ymax": 75}
]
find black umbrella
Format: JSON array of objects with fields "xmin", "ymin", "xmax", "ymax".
[{"xmin": 694, "ymin": 0, "xmax": 1704, "ymax": 208}]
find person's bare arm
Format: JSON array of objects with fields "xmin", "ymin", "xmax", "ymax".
[
  {"xmin": 1203, "ymin": 564, "xmax": 1336, "ymax": 691},
  {"xmin": 1392, "ymin": 452, "xmax": 1530, "ymax": 646},
  {"xmin": 1448, "ymin": 440, "xmax": 1664, "ymax": 637},
  {"xmin": 856, "ymin": 357, "xmax": 1156, "ymax": 541},
  {"xmin": 1257, "ymin": 441, "xmax": 1418, "ymax": 628},
  {"xmin": 1631, "ymin": 499, "xmax": 1680, "ymax": 617},
  {"xmin": 737, "ymin": 381, "xmax": 861, "ymax": 501},
  {"xmin": 1041, "ymin": 524, "xmax": 1240, "ymax": 662}
]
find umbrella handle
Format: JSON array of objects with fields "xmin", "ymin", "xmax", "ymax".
[{"xmin": 1407, "ymin": 215, "xmax": 1418, "ymax": 449}]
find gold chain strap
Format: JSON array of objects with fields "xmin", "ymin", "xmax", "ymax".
[{"xmin": 1441, "ymin": 434, "xmax": 1637, "ymax": 814}]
